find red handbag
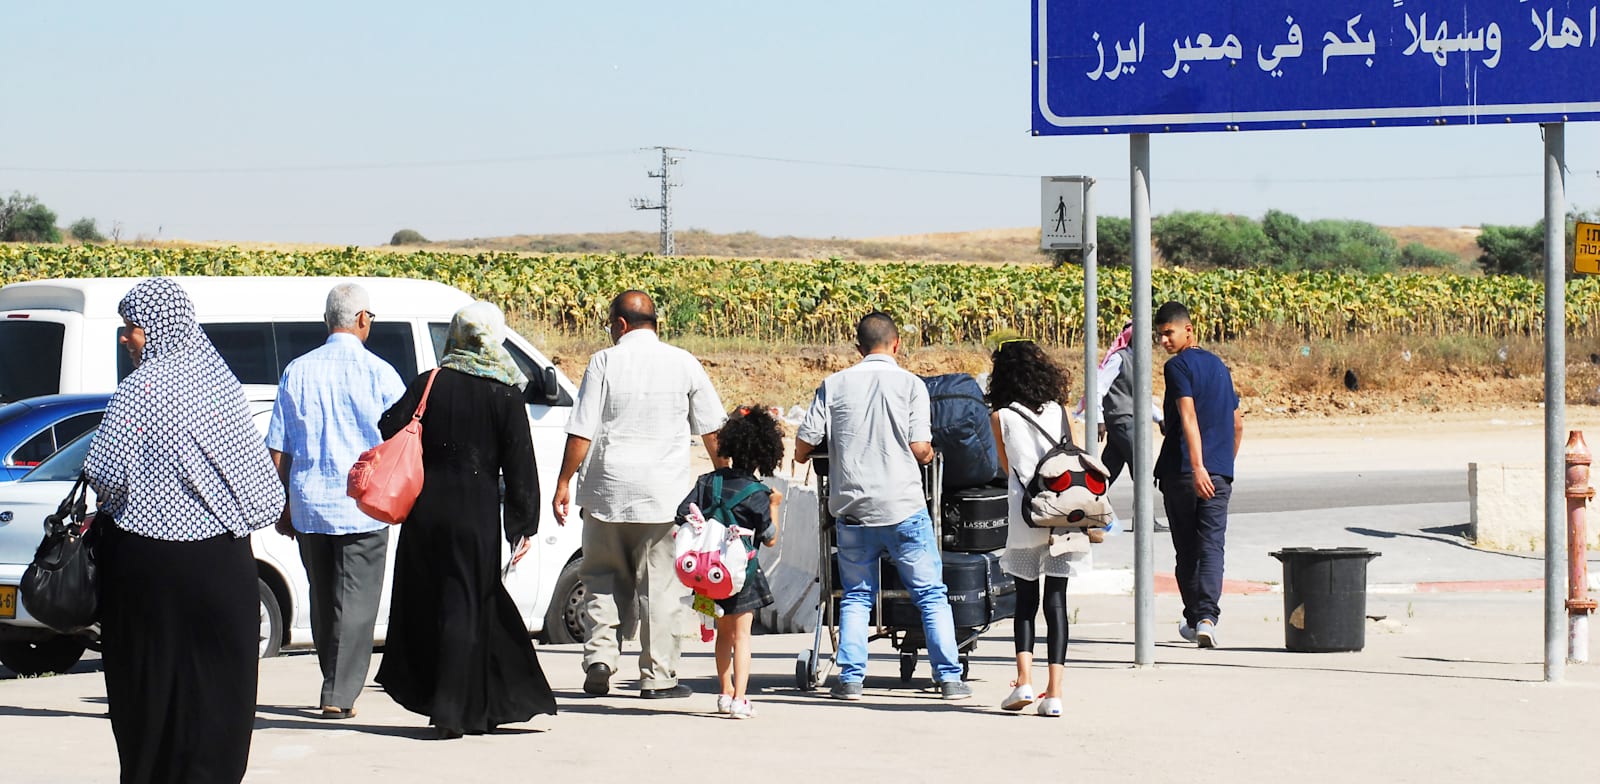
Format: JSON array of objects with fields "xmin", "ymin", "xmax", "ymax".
[{"xmin": 347, "ymin": 368, "xmax": 439, "ymax": 525}]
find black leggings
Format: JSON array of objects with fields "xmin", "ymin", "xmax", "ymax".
[{"xmin": 1013, "ymin": 576, "xmax": 1070, "ymax": 665}]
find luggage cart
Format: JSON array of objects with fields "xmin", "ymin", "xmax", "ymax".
[{"xmin": 794, "ymin": 451, "xmax": 1003, "ymax": 691}]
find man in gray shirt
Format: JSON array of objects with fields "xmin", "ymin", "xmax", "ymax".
[{"xmin": 795, "ymin": 312, "xmax": 972, "ymax": 701}]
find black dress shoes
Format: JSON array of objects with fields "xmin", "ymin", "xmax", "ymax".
[
  {"xmin": 639, "ymin": 683, "xmax": 693, "ymax": 699},
  {"xmin": 583, "ymin": 663, "xmax": 613, "ymax": 696}
]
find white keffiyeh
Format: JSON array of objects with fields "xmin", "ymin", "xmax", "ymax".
[{"xmin": 84, "ymin": 278, "xmax": 285, "ymax": 541}]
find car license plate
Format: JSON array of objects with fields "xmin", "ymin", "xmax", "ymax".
[{"xmin": 0, "ymin": 585, "xmax": 15, "ymax": 619}]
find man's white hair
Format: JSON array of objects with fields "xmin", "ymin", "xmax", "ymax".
[{"xmin": 324, "ymin": 283, "xmax": 371, "ymax": 330}]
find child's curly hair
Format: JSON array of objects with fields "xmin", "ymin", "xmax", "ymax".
[{"xmin": 717, "ymin": 405, "xmax": 785, "ymax": 477}]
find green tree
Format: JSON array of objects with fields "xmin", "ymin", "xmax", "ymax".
[
  {"xmin": 1095, "ymin": 215, "xmax": 1131, "ymax": 267},
  {"xmin": 1398, "ymin": 242, "xmax": 1459, "ymax": 269},
  {"xmin": 390, "ymin": 228, "xmax": 428, "ymax": 246},
  {"xmin": 1154, "ymin": 211, "xmax": 1273, "ymax": 268},
  {"xmin": 69, "ymin": 218, "xmax": 106, "ymax": 243},
  {"xmin": 1476, "ymin": 223, "xmax": 1545, "ymax": 276},
  {"xmin": 0, "ymin": 193, "xmax": 60, "ymax": 243}
]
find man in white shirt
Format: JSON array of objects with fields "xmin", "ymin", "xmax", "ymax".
[{"xmin": 552, "ymin": 290, "xmax": 726, "ymax": 699}]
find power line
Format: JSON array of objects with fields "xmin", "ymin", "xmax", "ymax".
[
  {"xmin": 0, "ymin": 149, "xmax": 637, "ymax": 175},
  {"xmin": 684, "ymin": 147, "xmax": 1576, "ymax": 184}
]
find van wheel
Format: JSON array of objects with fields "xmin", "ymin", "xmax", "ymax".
[
  {"xmin": 542, "ymin": 559, "xmax": 586, "ymax": 645},
  {"xmin": 258, "ymin": 578, "xmax": 283, "ymax": 659},
  {"xmin": 0, "ymin": 637, "xmax": 88, "ymax": 676}
]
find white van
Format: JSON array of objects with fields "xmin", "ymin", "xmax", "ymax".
[{"xmin": 0, "ymin": 276, "xmax": 590, "ymax": 671}]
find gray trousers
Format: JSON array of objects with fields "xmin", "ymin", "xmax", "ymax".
[
  {"xmin": 297, "ymin": 528, "xmax": 390, "ymax": 710},
  {"xmin": 579, "ymin": 514, "xmax": 688, "ymax": 690}
]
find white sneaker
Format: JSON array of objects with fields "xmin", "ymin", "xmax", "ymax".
[
  {"xmin": 1177, "ymin": 621, "xmax": 1198, "ymax": 643},
  {"xmin": 728, "ymin": 699, "xmax": 756, "ymax": 719},
  {"xmin": 1196, "ymin": 620, "xmax": 1219, "ymax": 649},
  {"xmin": 1001, "ymin": 684, "xmax": 1036, "ymax": 712},
  {"xmin": 1036, "ymin": 697, "xmax": 1063, "ymax": 717},
  {"xmin": 715, "ymin": 694, "xmax": 733, "ymax": 714}
]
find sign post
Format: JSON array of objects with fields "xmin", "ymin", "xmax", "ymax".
[
  {"xmin": 1033, "ymin": 0, "xmax": 1599, "ymax": 679},
  {"xmin": 1040, "ymin": 176, "xmax": 1101, "ymax": 456}
]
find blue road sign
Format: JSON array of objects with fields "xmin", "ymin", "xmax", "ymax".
[{"xmin": 1033, "ymin": 1, "xmax": 1600, "ymax": 135}]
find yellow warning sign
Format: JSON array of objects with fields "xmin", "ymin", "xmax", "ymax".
[{"xmin": 1576, "ymin": 221, "xmax": 1600, "ymax": 275}]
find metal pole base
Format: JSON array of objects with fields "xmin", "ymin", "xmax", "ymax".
[{"xmin": 1570, "ymin": 614, "xmax": 1590, "ymax": 664}]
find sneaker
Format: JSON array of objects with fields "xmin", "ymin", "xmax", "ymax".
[
  {"xmin": 1177, "ymin": 621, "xmax": 1198, "ymax": 643},
  {"xmin": 728, "ymin": 699, "xmax": 756, "ymax": 719},
  {"xmin": 1154, "ymin": 519, "xmax": 1171, "ymax": 532},
  {"xmin": 715, "ymin": 694, "xmax": 734, "ymax": 714},
  {"xmin": 1001, "ymin": 684, "xmax": 1036, "ymax": 712},
  {"xmin": 829, "ymin": 681, "xmax": 863, "ymax": 701},
  {"xmin": 940, "ymin": 680, "xmax": 974, "ymax": 701},
  {"xmin": 583, "ymin": 663, "xmax": 613, "ymax": 696},
  {"xmin": 1196, "ymin": 620, "xmax": 1219, "ymax": 649},
  {"xmin": 1036, "ymin": 697, "xmax": 1063, "ymax": 717}
]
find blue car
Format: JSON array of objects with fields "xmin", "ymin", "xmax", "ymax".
[{"xmin": 0, "ymin": 395, "xmax": 109, "ymax": 481}]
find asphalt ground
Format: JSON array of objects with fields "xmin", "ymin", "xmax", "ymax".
[{"xmin": 0, "ymin": 591, "xmax": 1595, "ymax": 783}]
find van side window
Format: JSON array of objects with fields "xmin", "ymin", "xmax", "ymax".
[
  {"xmin": 120, "ymin": 322, "xmax": 420, "ymax": 386},
  {"xmin": 204, "ymin": 324, "xmax": 278, "ymax": 385},
  {"xmin": 365, "ymin": 323, "xmax": 418, "ymax": 380},
  {"xmin": 274, "ymin": 322, "xmax": 416, "ymax": 380},
  {"xmin": 0, "ymin": 321, "xmax": 65, "ymax": 403}
]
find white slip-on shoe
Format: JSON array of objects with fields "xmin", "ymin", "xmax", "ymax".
[
  {"xmin": 1001, "ymin": 684, "xmax": 1036, "ymax": 712},
  {"xmin": 1036, "ymin": 697, "xmax": 1063, "ymax": 717}
]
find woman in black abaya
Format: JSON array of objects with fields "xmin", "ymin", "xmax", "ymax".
[
  {"xmin": 376, "ymin": 301, "xmax": 556, "ymax": 738},
  {"xmin": 86, "ymin": 277, "xmax": 286, "ymax": 783}
]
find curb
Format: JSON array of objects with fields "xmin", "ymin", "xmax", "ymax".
[{"xmin": 1069, "ymin": 570, "xmax": 1600, "ymax": 596}]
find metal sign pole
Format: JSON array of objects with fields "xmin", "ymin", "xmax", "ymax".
[
  {"xmin": 1130, "ymin": 134, "xmax": 1154, "ymax": 666},
  {"xmin": 1544, "ymin": 122, "xmax": 1568, "ymax": 683},
  {"xmin": 1083, "ymin": 179, "xmax": 1100, "ymax": 457}
]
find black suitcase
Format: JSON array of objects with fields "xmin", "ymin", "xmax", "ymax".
[
  {"xmin": 941, "ymin": 486, "xmax": 1008, "ymax": 553},
  {"xmin": 882, "ymin": 550, "xmax": 1016, "ymax": 629}
]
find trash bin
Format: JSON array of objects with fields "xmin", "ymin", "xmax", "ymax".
[{"xmin": 1269, "ymin": 547, "xmax": 1382, "ymax": 653}]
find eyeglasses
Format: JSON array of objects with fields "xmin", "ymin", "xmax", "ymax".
[{"xmin": 361, "ymin": 310, "xmax": 376, "ymax": 321}]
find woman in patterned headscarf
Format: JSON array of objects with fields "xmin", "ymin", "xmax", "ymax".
[
  {"xmin": 84, "ymin": 277, "xmax": 284, "ymax": 784},
  {"xmin": 376, "ymin": 301, "xmax": 555, "ymax": 739}
]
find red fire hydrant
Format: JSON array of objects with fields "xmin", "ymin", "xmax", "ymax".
[{"xmin": 1565, "ymin": 431, "xmax": 1596, "ymax": 664}]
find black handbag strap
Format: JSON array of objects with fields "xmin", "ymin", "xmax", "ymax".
[{"xmin": 47, "ymin": 473, "xmax": 91, "ymax": 535}]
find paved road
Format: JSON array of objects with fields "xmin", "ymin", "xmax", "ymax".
[
  {"xmin": 1105, "ymin": 469, "xmax": 1466, "ymax": 515},
  {"xmin": 1, "ymin": 592, "xmax": 1595, "ymax": 784}
]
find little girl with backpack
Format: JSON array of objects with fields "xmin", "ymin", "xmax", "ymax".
[{"xmin": 674, "ymin": 405, "xmax": 785, "ymax": 720}]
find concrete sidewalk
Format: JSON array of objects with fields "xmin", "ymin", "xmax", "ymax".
[{"xmin": 2, "ymin": 591, "xmax": 1595, "ymax": 783}]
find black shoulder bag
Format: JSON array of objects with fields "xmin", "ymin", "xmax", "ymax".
[{"xmin": 20, "ymin": 473, "xmax": 99, "ymax": 633}]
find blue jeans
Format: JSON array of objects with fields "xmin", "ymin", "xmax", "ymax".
[
  {"xmin": 1160, "ymin": 472, "xmax": 1233, "ymax": 626},
  {"xmin": 834, "ymin": 509, "xmax": 962, "ymax": 684}
]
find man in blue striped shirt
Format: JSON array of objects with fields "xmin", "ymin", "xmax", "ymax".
[{"xmin": 267, "ymin": 283, "xmax": 406, "ymax": 719}]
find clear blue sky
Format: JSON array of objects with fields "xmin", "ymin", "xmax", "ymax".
[{"xmin": 3, "ymin": 1, "xmax": 1596, "ymax": 245}]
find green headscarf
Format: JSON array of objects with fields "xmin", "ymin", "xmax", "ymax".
[{"xmin": 439, "ymin": 301, "xmax": 528, "ymax": 389}]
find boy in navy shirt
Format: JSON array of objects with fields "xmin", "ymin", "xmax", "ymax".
[{"xmin": 1154, "ymin": 301, "xmax": 1243, "ymax": 648}]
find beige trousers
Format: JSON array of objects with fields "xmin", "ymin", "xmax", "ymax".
[{"xmin": 579, "ymin": 513, "xmax": 688, "ymax": 689}]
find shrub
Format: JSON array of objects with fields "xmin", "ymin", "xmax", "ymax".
[
  {"xmin": 390, "ymin": 229, "xmax": 428, "ymax": 246},
  {"xmin": 1398, "ymin": 242, "xmax": 1459, "ymax": 269},
  {"xmin": 69, "ymin": 218, "xmax": 105, "ymax": 243}
]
